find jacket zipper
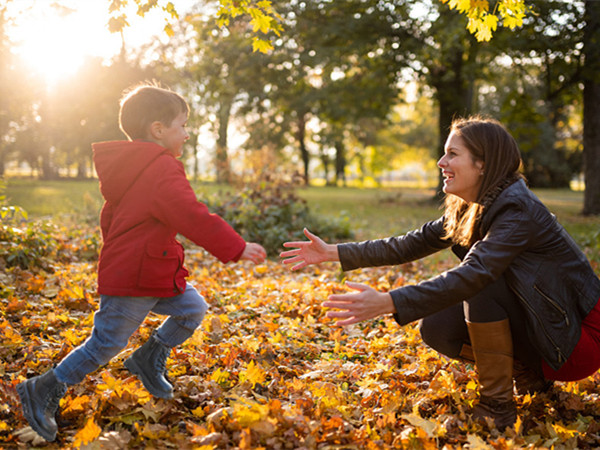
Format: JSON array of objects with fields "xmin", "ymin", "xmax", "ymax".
[
  {"xmin": 533, "ymin": 285, "xmax": 570, "ymax": 326},
  {"xmin": 514, "ymin": 289, "xmax": 566, "ymax": 365}
]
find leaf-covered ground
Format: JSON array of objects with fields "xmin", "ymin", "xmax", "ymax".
[{"xmin": 2, "ymin": 222, "xmax": 600, "ymax": 449}]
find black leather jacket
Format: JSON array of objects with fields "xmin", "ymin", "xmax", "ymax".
[{"xmin": 338, "ymin": 180, "xmax": 600, "ymax": 371}]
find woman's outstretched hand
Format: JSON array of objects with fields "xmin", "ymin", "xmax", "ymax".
[
  {"xmin": 322, "ymin": 281, "xmax": 396, "ymax": 326},
  {"xmin": 280, "ymin": 228, "xmax": 339, "ymax": 270}
]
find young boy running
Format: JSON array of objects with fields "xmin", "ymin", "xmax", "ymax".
[{"xmin": 17, "ymin": 83, "xmax": 266, "ymax": 442}]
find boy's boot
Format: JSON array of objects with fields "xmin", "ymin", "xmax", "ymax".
[
  {"xmin": 16, "ymin": 369, "xmax": 67, "ymax": 442},
  {"xmin": 467, "ymin": 319, "xmax": 517, "ymax": 430},
  {"xmin": 124, "ymin": 332, "xmax": 174, "ymax": 399}
]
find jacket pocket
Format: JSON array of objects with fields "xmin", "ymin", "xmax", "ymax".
[
  {"xmin": 138, "ymin": 243, "xmax": 182, "ymax": 289},
  {"xmin": 533, "ymin": 283, "xmax": 570, "ymax": 327}
]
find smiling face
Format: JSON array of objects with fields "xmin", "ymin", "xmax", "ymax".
[
  {"xmin": 151, "ymin": 112, "xmax": 189, "ymax": 158},
  {"xmin": 438, "ymin": 131, "xmax": 484, "ymax": 203}
]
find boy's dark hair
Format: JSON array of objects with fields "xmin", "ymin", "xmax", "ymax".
[{"xmin": 119, "ymin": 83, "xmax": 189, "ymax": 141}]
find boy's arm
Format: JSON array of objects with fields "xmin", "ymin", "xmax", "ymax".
[
  {"xmin": 99, "ymin": 202, "xmax": 114, "ymax": 239},
  {"xmin": 150, "ymin": 158, "xmax": 251, "ymax": 263}
]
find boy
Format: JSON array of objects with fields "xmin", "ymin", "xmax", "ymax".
[{"xmin": 16, "ymin": 83, "xmax": 266, "ymax": 442}]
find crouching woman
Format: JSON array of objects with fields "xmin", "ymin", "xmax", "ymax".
[{"xmin": 281, "ymin": 116, "xmax": 600, "ymax": 429}]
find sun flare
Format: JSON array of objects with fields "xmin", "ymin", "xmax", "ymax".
[{"xmin": 10, "ymin": 2, "xmax": 121, "ymax": 86}]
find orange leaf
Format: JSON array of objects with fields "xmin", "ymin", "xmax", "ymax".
[{"xmin": 73, "ymin": 417, "xmax": 101, "ymax": 447}]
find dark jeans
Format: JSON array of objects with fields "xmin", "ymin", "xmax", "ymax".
[{"xmin": 419, "ymin": 275, "xmax": 542, "ymax": 372}]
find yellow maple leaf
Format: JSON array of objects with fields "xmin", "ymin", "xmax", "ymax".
[
  {"xmin": 191, "ymin": 405, "xmax": 205, "ymax": 418},
  {"xmin": 211, "ymin": 367, "xmax": 231, "ymax": 386},
  {"xmin": 249, "ymin": 7, "xmax": 271, "ymax": 34},
  {"xmin": 73, "ymin": 417, "xmax": 101, "ymax": 447},
  {"xmin": 60, "ymin": 328, "xmax": 84, "ymax": 346},
  {"xmin": 252, "ymin": 37, "xmax": 273, "ymax": 54},
  {"xmin": 239, "ymin": 360, "xmax": 267, "ymax": 388},
  {"xmin": 309, "ymin": 382, "xmax": 344, "ymax": 409}
]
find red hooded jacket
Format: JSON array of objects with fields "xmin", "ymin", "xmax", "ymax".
[{"xmin": 92, "ymin": 140, "xmax": 246, "ymax": 297}]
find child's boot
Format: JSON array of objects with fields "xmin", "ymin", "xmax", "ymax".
[
  {"xmin": 124, "ymin": 332, "xmax": 173, "ymax": 399},
  {"xmin": 16, "ymin": 369, "xmax": 67, "ymax": 442}
]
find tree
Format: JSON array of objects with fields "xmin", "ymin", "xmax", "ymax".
[
  {"xmin": 476, "ymin": 1, "xmax": 585, "ymax": 187},
  {"xmin": 184, "ymin": 11, "xmax": 272, "ymax": 183},
  {"xmin": 107, "ymin": 0, "xmax": 282, "ymax": 53},
  {"xmin": 582, "ymin": 0, "xmax": 600, "ymax": 214},
  {"xmin": 446, "ymin": 0, "xmax": 600, "ymax": 213}
]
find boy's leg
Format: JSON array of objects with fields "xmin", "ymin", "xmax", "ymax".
[
  {"xmin": 54, "ymin": 295, "xmax": 154, "ymax": 385},
  {"xmin": 124, "ymin": 284, "xmax": 207, "ymax": 398},
  {"xmin": 18, "ymin": 295, "xmax": 154, "ymax": 441},
  {"xmin": 151, "ymin": 283, "xmax": 208, "ymax": 347}
]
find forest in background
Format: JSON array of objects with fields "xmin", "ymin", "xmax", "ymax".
[{"xmin": 1, "ymin": 1, "xmax": 598, "ymax": 205}]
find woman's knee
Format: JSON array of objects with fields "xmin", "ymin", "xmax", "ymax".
[{"xmin": 419, "ymin": 311, "xmax": 468, "ymax": 359}]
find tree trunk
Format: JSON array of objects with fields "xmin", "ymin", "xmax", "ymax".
[
  {"xmin": 0, "ymin": 147, "xmax": 5, "ymax": 178},
  {"xmin": 432, "ymin": 51, "xmax": 473, "ymax": 196},
  {"xmin": 334, "ymin": 141, "xmax": 346, "ymax": 186},
  {"xmin": 320, "ymin": 150, "xmax": 331, "ymax": 185},
  {"xmin": 583, "ymin": 0, "xmax": 600, "ymax": 215},
  {"xmin": 216, "ymin": 99, "xmax": 232, "ymax": 184},
  {"xmin": 296, "ymin": 114, "xmax": 310, "ymax": 185},
  {"xmin": 188, "ymin": 132, "xmax": 199, "ymax": 181}
]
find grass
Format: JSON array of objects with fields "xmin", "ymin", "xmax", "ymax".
[{"xmin": 4, "ymin": 177, "xmax": 600, "ymax": 255}]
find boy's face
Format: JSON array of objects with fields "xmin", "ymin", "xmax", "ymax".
[{"xmin": 152, "ymin": 112, "xmax": 189, "ymax": 158}]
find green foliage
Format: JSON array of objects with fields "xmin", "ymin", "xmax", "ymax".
[
  {"xmin": 0, "ymin": 179, "xmax": 100, "ymax": 271},
  {"xmin": 206, "ymin": 180, "xmax": 354, "ymax": 257},
  {"xmin": 0, "ymin": 221, "xmax": 58, "ymax": 270},
  {"xmin": 0, "ymin": 179, "xmax": 27, "ymax": 223}
]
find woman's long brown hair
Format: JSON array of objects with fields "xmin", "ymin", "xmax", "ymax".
[{"xmin": 442, "ymin": 116, "xmax": 523, "ymax": 247}]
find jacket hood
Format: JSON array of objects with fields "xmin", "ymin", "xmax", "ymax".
[{"xmin": 93, "ymin": 140, "xmax": 168, "ymax": 204}]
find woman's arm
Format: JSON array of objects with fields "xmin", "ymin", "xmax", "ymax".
[{"xmin": 337, "ymin": 218, "xmax": 450, "ymax": 271}]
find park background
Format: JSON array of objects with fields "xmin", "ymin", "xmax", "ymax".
[{"xmin": 2, "ymin": 0, "xmax": 600, "ymax": 448}]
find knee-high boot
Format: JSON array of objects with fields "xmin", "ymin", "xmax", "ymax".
[{"xmin": 466, "ymin": 319, "xmax": 517, "ymax": 429}]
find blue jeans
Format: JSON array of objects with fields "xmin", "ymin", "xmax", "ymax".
[{"xmin": 54, "ymin": 283, "xmax": 208, "ymax": 385}]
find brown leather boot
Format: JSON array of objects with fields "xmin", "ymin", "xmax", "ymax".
[
  {"xmin": 458, "ymin": 343, "xmax": 474, "ymax": 363},
  {"xmin": 467, "ymin": 319, "xmax": 517, "ymax": 430},
  {"xmin": 513, "ymin": 360, "xmax": 553, "ymax": 395}
]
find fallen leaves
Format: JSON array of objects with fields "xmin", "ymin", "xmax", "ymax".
[{"xmin": 2, "ymin": 221, "xmax": 600, "ymax": 449}]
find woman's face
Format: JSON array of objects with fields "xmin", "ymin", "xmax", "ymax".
[{"xmin": 438, "ymin": 131, "xmax": 484, "ymax": 203}]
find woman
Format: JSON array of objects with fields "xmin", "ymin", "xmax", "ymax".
[{"xmin": 280, "ymin": 116, "xmax": 600, "ymax": 430}]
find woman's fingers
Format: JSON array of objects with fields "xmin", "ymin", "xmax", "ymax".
[
  {"xmin": 326, "ymin": 282, "xmax": 369, "ymax": 303},
  {"xmin": 282, "ymin": 241, "xmax": 308, "ymax": 249}
]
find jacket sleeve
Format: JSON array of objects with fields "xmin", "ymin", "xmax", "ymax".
[
  {"xmin": 391, "ymin": 202, "xmax": 533, "ymax": 325},
  {"xmin": 337, "ymin": 218, "xmax": 451, "ymax": 271},
  {"xmin": 99, "ymin": 202, "xmax": 114, "ymax": 241},
  {"xmin": 150, "ymin": 157, "xmax": 246, "ymax": 263}
]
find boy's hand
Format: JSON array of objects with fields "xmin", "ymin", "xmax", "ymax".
[{"xmin": 240, "ymin": 243, "xmax": 267, "ymax": 264}]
